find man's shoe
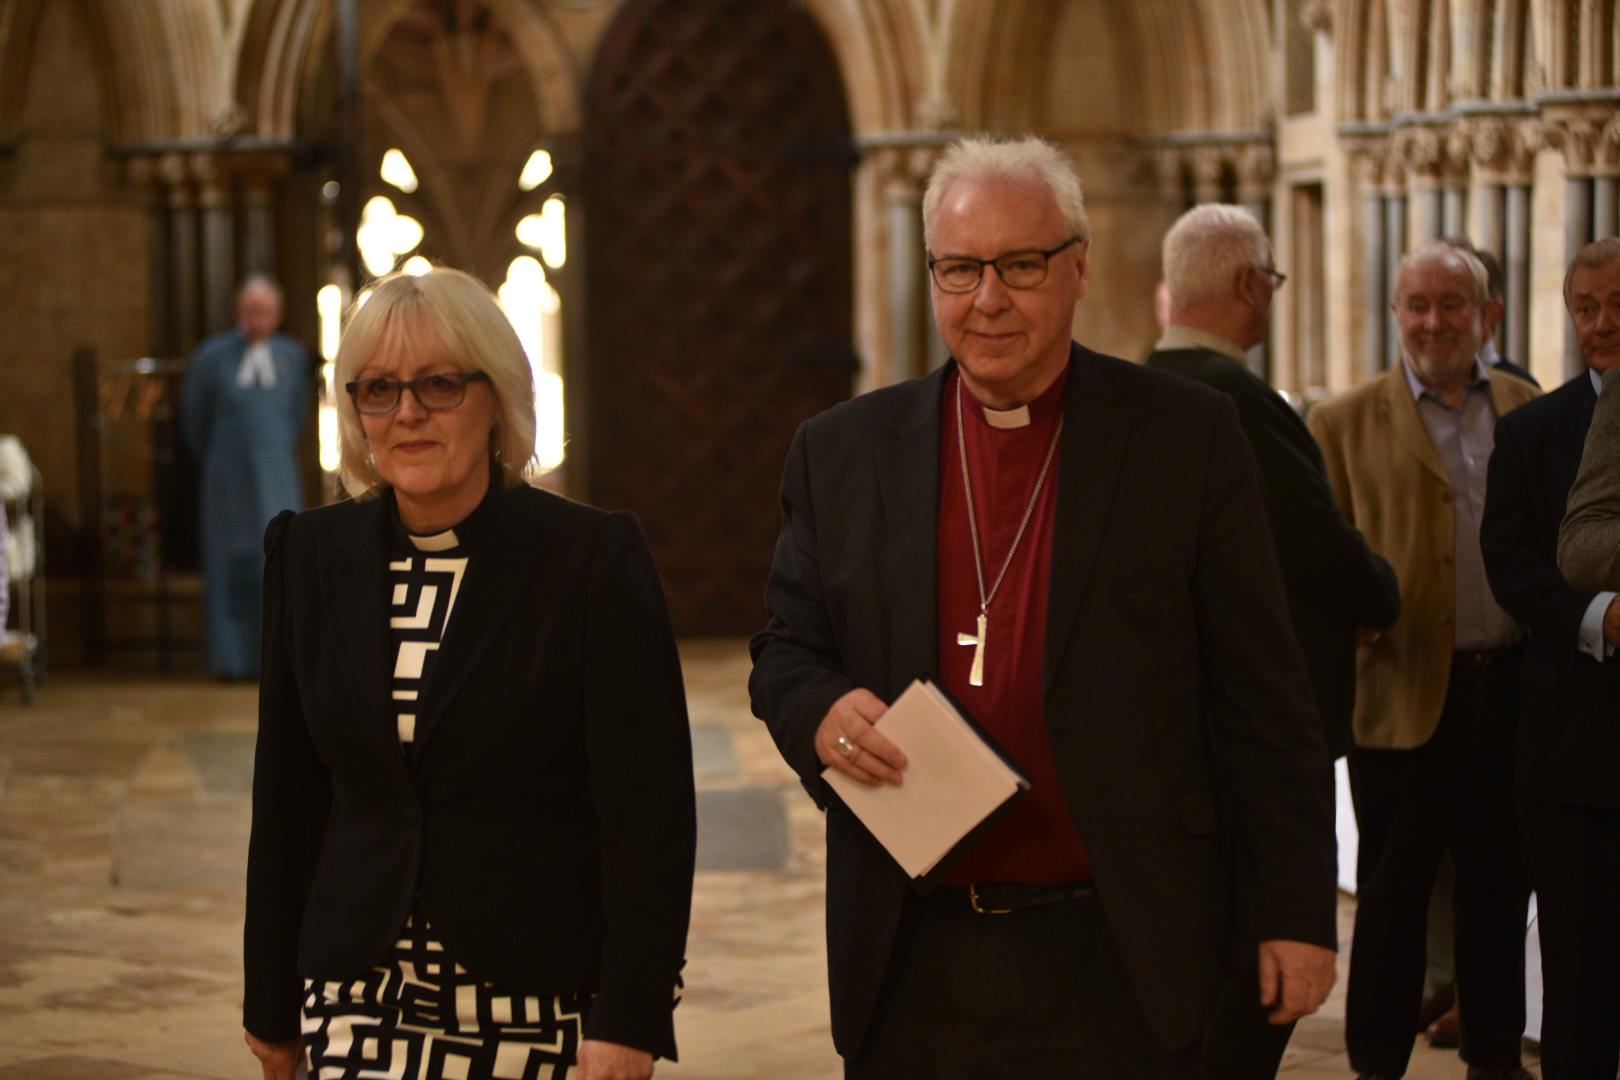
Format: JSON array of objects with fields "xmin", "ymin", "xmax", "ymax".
[
  {"xmin": 1426, "ymin": 1002, "xmax": 1461, "ymax": 1048},
  {"xmin": 1417, "ymin": 987, "xmax": 1456, "ymax": 1031},
  {"xmin": 1464, "ymin": 1068, "xmax": 1535, "ymax": 1080}
]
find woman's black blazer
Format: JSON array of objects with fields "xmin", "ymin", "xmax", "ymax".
[{"xmin": 243, "ymin": 481, "xmax": 696, "ymax": 1060}]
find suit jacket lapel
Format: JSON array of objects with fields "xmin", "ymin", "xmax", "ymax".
[
  {"xmin": 1045, "ymin": 346, "xmax": 1132, "ymax": 698},
  {"xmin": 407, "ymin": 487, "xmax": 545, "ymax": 758},
  {"xmin": 877, "ymin": 366, "xmax": 946, "ymax": 693},
  {"xmin": 1380, "ymin": 365, "xmax": 1449, "ymax": 486},
  {"xmin": 318, "ymin": 498, "xmax": 407, "ymax": 769}
]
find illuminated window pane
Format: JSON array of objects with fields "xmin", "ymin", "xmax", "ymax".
[
  {"xmin": 318, "ymin": 402, "xmax": 341, "ymax": 474},
  {"xmin": 496, "ymin": 255, "xmax": 565, "ymax": 472},
  {"xmin": 519, "ymin": 149, "xmax": 553, "ymax": 191},
  {"xmin": 539, "ymin": 196, "xmax": 567, "ymax": 269},
  {"xmin": 357, "ymin": 195, "xmax": 424, "ymax": 278},
  {"xmin": 380, "ymin": 148, "xmax": 419, "ymax": 193},
  {"xmin": 317, "ymin": 284, "xmax": 343, "ymax": 361}
]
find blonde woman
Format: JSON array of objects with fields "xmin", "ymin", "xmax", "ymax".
[{"xmin": 242, "ymin": 267, "xmax": 695, "ymax": 1080}]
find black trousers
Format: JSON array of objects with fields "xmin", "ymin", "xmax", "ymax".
[
  {"xmin": 1519, "ymin": 798, "xmax": 1620, "ymax": 1080},
  {"xmin": 1345, "ymin": 659, "xmax": 1530, "ymax": 1076},
  {"xmin": 845, "ymin": 891, "xmax": 1199, "ymax": 1079}
]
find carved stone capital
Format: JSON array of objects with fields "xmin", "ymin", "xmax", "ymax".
[
  {"xmin": 1147, "ymin": 146, "xmax": 1188, "ymax": 202},
  {"xmin": 1299, "ymin": 0, "xmax": 1333, "ymax": 34},
  {"xmin": 1232, "ymin": 142, "xmax": 1276, "ymax": 198},
  {"xmin": 1344, "ymin": 137, "xmax": 1389, "ymax": 189},
  {"xmin": 155, "ymin": 153, "xmax": 192, "ymax": 208},
  {"xmin": 1187, "ymin": 145, "xmax": 1227, "ymax": 201},
  {"xmin": 1391, "ymin": 125, "xmax": 1445, "ymax": 185}
]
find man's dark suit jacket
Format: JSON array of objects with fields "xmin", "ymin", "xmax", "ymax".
[
  {"xmin": 243, "ymin": 481, "xmax": 696, "ymax": 1059},
  {"xmin": 1482, "ymin": 371, "xmax": 1620, "ymax": 808},
  {"xmin": 749, "ymin": 343, "xmax": 1338, "ymax": 1057},
  {"xmin": 1146, "ymin": 347, "xmax": 1401, "ymax": 757},
  {"xmin": 1493, "ymin": 355, "xmax": 1542, "ymax": 388}
]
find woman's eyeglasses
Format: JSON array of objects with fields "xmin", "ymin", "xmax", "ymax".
[{"xmin": 345, "ymin": 371, "xmax": 491, "ymax": 416}]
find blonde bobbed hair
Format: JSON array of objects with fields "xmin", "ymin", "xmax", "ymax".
[{"xmin": 335, "ymin": 266, "xmax": 536, "ymax": 498}]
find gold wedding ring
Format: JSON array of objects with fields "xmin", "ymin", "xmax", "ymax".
[{"xmin": 835, "ymin": 735, "xmax": 856, "ymax": 759}]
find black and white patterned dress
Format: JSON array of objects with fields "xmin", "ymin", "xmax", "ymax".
[{"xmin": 300, "ymin": 515, "xmax": 589, "ymax": 1080}]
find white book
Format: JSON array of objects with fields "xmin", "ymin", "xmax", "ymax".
[{"xmin": 823, "ymin": 678, "xmax": 1030, "ymax": 881}]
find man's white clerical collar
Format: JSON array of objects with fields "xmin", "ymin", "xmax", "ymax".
[{"xmin": 982, "ymin": 404, "xmax": 1032, "ymax": 429}]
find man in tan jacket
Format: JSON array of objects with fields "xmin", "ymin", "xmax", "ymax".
[{"xmin": 1308, "ymin": 242, "xmax": 1539, "ymax": 1080}]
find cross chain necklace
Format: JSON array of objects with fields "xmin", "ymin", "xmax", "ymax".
[{"xmin": 954, "ymin": 376, "xmax": 1065, "ymax": 687}]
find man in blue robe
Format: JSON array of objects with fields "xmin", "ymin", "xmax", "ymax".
[{"xmin": 182, "ymin": 277, "xmax": 310, "ymax": 679}]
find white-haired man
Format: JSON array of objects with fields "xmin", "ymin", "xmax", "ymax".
[
  {"xmin": 182, "ymin": 276, "xmax": 311, "ymax": 679},
  {"xmin": 1309, "ymin": 242, "xmax": 1538, "ymax": 1080},
  {"xmin": 750, "ymin": 136, "xmax": 1338, "ymax": 1077},
  {"xmin": 1148, "ymin": 204, "xmax": 1400, "ymax": 1079}
]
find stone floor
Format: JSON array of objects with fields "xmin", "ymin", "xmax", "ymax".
[{"xmin": 0, "ymin": 642, "xmax": 1535, "ymax": 1078}]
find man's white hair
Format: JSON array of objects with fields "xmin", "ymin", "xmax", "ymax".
[
  {"xmin": 1161, "ymin": 204, "xmax": 1270, "ymax": 307},
  {"xmin": 1395, "ymin": 240, "xmax": 1488, "ymax": 304},
  {"xmin": 921, "ymin": 135, "xmax": 1089, "ymax": 247}
]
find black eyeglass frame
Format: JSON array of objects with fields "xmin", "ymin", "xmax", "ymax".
[
  {"xmin": 345, "ymin": 370, "xmax": 492, "ymax": 415},
  {"xmin": 926, "ymin": 235, "xmax": 1084, "ymax": 294}
]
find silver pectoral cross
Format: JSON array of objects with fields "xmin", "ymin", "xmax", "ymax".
[{"xmin": 957, "ymin": 610, "xmax": 988, "ymax": 687}]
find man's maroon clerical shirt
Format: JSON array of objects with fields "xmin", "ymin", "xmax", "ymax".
[{"xmin": 936, "ymin": 363, "xmax": 1092, "ymax": 886}]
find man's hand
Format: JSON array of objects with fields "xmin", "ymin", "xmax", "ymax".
[
  {"xmin": 1356, "ymin": 627, "xmax": 1383, "ymax": 646},
  {"xmin": 814, "ymin": 688, "xmax": 906, "ymax": 786},
  {"xmin": 1603, "ymin": 594, "xmax": 1620, "ymax": 647},
  {"xmin": 1257, "ymin": 939, "xmax": 1336, "ymax": 1024},
  {"xmin": 243, "ymin": 1029, "xmax": 300, "ymax": 1080},
  {"xmin": 577, "ymin": 1038, "xmax": 655, "ymax": 1080}
]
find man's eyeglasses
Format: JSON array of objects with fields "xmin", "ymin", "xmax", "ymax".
[
  {"xmin": 345, "ymin": 371, "xmax": 491, "ymax": 415},
  {"xmin": 927, "ymin": 236, "xmax": 1083, "ymax": 294},
  {"xmin": 1258, "ymin": 266, "xmax": 1288, "ymax": 288}
]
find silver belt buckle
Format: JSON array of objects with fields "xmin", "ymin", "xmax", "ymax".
[{"xmin": 969, "ymin": 884, "xmax": 1013, "ymax": 915}]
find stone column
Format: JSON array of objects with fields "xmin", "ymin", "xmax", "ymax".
[
  {"xmin": 1236, "ymin": 143, "xmax": 1276, "ymax": 380},
  {"xmin": 1598, "ymin": 115, "xmax": 1620, "ymax": 239},
  {"xmin": 1352, "ymin": 148, "xmax": 1388, "ymax": 379},
  {"xmin": 879, "ymin": 148, "xmax": 929, "ymax": 384},
  {"xmin": 1383, "ymin": 184, "xmax": 1407, "ymax": 370},
  {"xmin": 1548, "ymin": 114, "xmax": 1603, "ymax": 378},
  {"xmin": 242, "ymin": 174, "xmax": 277, "ymax": 276},
  {"xmin": 1153, "ymin": 148, "xmax": 1190, "ymax": 214},
  {"xmin": 194, "ymin": 153, "xmax": 236, "ymax": 337},
  {"xmin": 158, "ymin": 154, "xmax": 202, "ymax": 354},
  {"xmin": 1504, "ymin": 182, "xmax": 1532, "ymax": 371},
  {"xmin": 1442, "ymin": 127, "xmax": 1470, "ymax": 239}
]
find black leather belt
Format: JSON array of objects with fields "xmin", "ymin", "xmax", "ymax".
[
  {"xmin": 1452, "ymin": 646, "xmax": 1520, "ymax": 669},
  {"xmin": 930, "ymin": 882, "xmax": 1097, "ymax": 915}
]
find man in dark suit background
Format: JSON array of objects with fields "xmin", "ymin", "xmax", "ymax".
[
  {"xmin": 1482, "ymin": 236, "xmax": 1620, "ymax": 1078},
  {"xmin": 1146, "ymin": 203, "xmax": 1401, "ymax": 1078},
  {"xmin": 1444, "ymin": 237, "xmax": 1539, "ymax": 388},
  {"xmin": 749, "ymin": 135, "xmax": 1338, "ymax": 1078}
]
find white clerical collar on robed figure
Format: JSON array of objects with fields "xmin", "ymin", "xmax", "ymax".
[{"xmin": 236, "ymin": 339, "xmax": 277, "ymax": 389}]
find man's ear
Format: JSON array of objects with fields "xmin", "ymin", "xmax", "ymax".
[{"xmin": 1073, "ymin": 241, "xmax": 1090, "ymax": 301}]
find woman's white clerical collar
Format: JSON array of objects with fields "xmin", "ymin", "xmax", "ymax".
[
  {"xmin": 408, "ymin": 529, "xmax": 459, "ymax": 552},
  {"xmin": 982, "ymin": 403, "xmax": 1032, "ymax": 429}
]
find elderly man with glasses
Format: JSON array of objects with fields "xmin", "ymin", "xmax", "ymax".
[
  {"xmin": 750, "ymin": 136, "xmax": 1338, "ymax": 1078},
  {"xmin": 1147, "ymin": 203, "xmax": 1400, "ymax": 1079}
]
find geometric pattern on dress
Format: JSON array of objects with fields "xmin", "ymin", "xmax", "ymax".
[
  {"xmin": 302, "ymin": 917, "xmax": 589, "ymax": 1079},
  {"xmin": 389, "ymin": 528, "xmax": 467, "ymax": 750}
]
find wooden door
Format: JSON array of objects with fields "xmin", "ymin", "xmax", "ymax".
[{"xmin": 582, "ymin": 0, "xmax": 856, "ymax": 635}]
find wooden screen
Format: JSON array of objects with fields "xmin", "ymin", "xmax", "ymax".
[{"xmin": 583, "ymin": 0, "xmax": 856, "ymax": 635}]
